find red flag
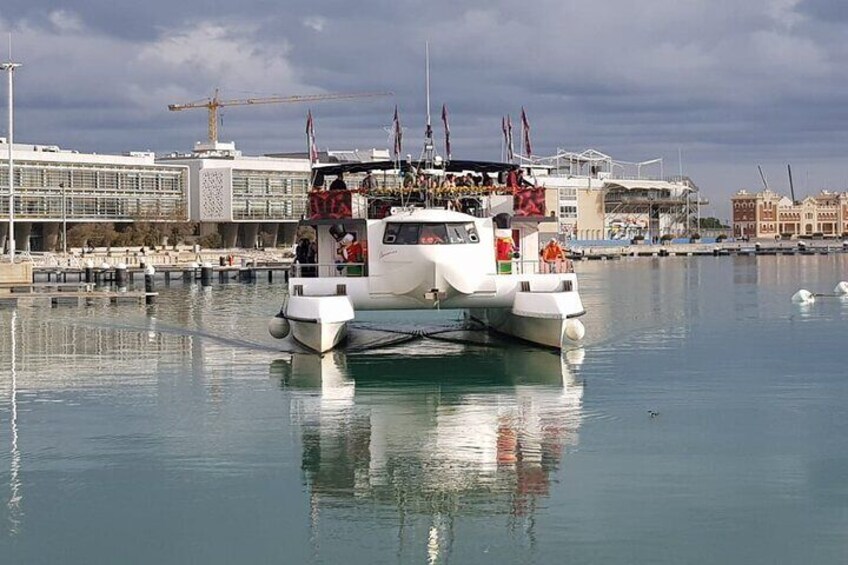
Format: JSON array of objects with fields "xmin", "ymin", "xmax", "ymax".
[
  {"xmin": 306, "ymin": 110, "xmax": 318, "ymax": 164},
  {"xmin": 506, "ymin": 115, "xmax": 514, "ymax": 162},
  {"xmin": 502, "ymin": 116, "xmax": 507, "ymax": 159},
  {"xmin": 392, "ymin": 105, "xmax": 403, "ymax": 159},
  {"xmin": 441, "ymin": 104, "xmax": 451, "ymax": 160},
  {"xmin": 521, "ymin": 107, "xmax": 532, "ymax": 157}
]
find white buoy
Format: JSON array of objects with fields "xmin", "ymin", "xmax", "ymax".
[
  {"xmin": 834, "ymin": 281, "xmax": 848, "ymax": 295},
  {"xmin": 268, "ymin": 313, "xmax": 291, "ymax": 339},
  {"xmin": 791, "ymin": 289, "xmax": 815, "ymax": 304},
  {"xmin": 564, "ymin": 318, "xmax": 586, "ymax": 342}
]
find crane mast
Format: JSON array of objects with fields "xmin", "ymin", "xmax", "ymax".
[{"xmin": 168, "ymin": 90, "xmax": 392, "ymax": 144}]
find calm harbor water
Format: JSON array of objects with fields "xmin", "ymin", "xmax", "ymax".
[{"xmin": 2, "ymin": 254, "xmax": 848, "ymax": 564}]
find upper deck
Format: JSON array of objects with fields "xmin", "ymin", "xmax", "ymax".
[
  {"xmin": 305, "ymin": 158, "xmax": 551, "ymax": 222},
  {"xmin": 307, "ymin": 185, "xmax": 548, "ymax": 221}
]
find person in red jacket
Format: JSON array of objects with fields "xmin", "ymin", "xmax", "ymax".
[
  {"xmin": 339, "ymin": 234, "xmax": 367, "ymax": 276},
  {"xmin": 495, "ymin": 230, "xmax": 517, "ymax": 274}
]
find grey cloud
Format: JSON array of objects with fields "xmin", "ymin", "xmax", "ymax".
[
  {"xmin": 3, "ymin": 0, "xmax": 848, "ymax": 218},
  {"xmin": 798, "ymin": 0, "xmax": 848, "ymax": 22}
]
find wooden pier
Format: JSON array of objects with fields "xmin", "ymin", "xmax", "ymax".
[
  {"xmin": 571, "ymin": 240, "xmax": 848, "ymax": 261},
  {"xmin": 0, "ymin": 281, "xmax": 157, "ymax": 307}
]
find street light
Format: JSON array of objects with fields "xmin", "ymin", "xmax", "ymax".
[
  {"xmin": 60, "ymin": 182, "xmax": 67, "ymax": 255},
  {"xmin": 1, "ymin": 57, "xmax": 21, "ymax": 261}
]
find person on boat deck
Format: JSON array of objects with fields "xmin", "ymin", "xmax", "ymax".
[
  {"xmin": 482, "ymin": 173, "xmax": 494, "ymax": 187},
  {"xmin": 442, "ymin": 174, "xmax": 456, "ymax": 189},
  {"xmin": 495, "ymin": 231, "xmax": 517, "ymax": 274},
  {"xmin": 506, "ymin": 167, "xmax": 519, "ymax": 189},
  {"xmin": 419, "ymin": 225, "xmax": 445, "ymax": 244},
  {"xmin": 516, "ymin": 168, "xmax": 529, "ymax": 187},
  {"xmin": 329, "ymin": 174, "xmax": 348, "ymax": 191},
  {"xmin": 360, "ymin": 171, "xmax": 377, "ymax": 190},
  {"xmin": 403, "ymin": 168, "xmax": 417, "ymax": 188},
  {"xmin": 339, "ymin": 233, "xmax": 366, "ymax": 276},
  {"xmin": 311, "ymin": 171, "xmax": 325, "ymax": 191},
  {"xmin": 294, "ymin": 238, "xmax": 318, "ymax": 277},
  {"xmin": 540, "ymin": 238, "xmax": 572, "ymax": 273}
]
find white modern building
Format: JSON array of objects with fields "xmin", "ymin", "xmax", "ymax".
[
  {"xmin": 0, "ymin": 138, "xmax": 188, "ymax": 252},
  {"xmin": 527, "ymin": 149, "xmax": 703, "ymax": 241},
  {"xmin": 159, "ymin": 142, "xmax": 390, "ymax": 248}
]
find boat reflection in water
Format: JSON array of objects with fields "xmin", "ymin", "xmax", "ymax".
[{"xmin": 270, "ymin": 342, "xmax": 585, "ymax": 560}]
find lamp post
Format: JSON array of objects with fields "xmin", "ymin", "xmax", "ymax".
[
  {"xmin": 60, "ymin": 182, "xmax": 67, "ymax": 255},
  {"xmin": 1, "ymin": 56, "xmax": 21, "ymax": 261}
]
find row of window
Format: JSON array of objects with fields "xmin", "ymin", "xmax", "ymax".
[
  {"xmin": 0, "ymin": 196, "xmax": 185, "ymax": 219},
  {"xmin": 0, "ymin": 167, "xmax": 184, "ymax": 193},
  {"xmin": 383, "ymin": 222, "xmax": 480, "ymax": 245},
  {"xmin": 231, "ymin": 171, "xmax": 310, "ymax": 196},
  {"xmin": 231, "ymin": 197, "xmax": 308, "ymax": 220}
]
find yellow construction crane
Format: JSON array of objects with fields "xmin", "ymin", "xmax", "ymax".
[{"xmin": 168, "ymin": 89, "xmax": 393, "ymax": 144}]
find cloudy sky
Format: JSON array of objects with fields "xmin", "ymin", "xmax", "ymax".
[{"xmin": 3, "ymin": 0, "xmax": 848, "ymax": 217}]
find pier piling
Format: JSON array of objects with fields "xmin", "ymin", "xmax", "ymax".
[
  {"xmin": 200, "ymin": 263, "xmax": 213, "ymax": 287},
  {"xmin": 144, "ymin": 266, "xmax": 156, "ymax": 305},
  {"xmin": 115, "ymin": 263, "xmax": 128, "ymax": 288}
]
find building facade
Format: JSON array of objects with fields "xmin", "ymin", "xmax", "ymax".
[
  {"xmin": 531, "ymin": 149, "xmax": 702, "ymax": 241},
  {"xmin": 731, "ymin": 189, "xmax": 848, "ymax": 239},
  {"xmin": 0, "ymin": 139, "xmax": 188, "ymax": 252},
  {"xmin": 160, "ymin": 143, "xmax": 390, "ymax": 248}
]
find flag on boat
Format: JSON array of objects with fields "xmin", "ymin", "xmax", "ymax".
[
  {"xmin": 506, "ymin": 115, "xmax": 515, "ymax": 162},
  {"xmin": 392, "ymin": 105, "xmax": 403, "ymax": 159},
  {"xmin": 521, "ymin": 107, "xmax": 532, "ymax": 157},
  {"xmin": 441, "ymin": 104, "xmax": 451, "ymax": 161},
  {"xmin": 306, "ymin": 110, "xmax": 319, "ymax": 165}
]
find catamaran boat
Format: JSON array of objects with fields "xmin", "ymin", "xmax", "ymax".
[{"xmin": 269, "ymin": 159, "xmax": 586, "ymax": 353}]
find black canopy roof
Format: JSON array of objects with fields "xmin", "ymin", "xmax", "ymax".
[{"xmin": 312, "ymin": 159, "xmax": 518, "ymax": 176}]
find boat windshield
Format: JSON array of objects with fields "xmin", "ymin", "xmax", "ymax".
[{"xmin": 383, "ymin": 222, "xmax": 480, "ymax": 245}]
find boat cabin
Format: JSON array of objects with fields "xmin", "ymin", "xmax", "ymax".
[{"xmin": 292, "ymin": 159, "xmax": 563, "ymax": 278}]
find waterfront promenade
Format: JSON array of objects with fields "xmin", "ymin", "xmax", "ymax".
[{"xmin": 13, "ymin": 238, "xmax": 848, "ymax": 276}]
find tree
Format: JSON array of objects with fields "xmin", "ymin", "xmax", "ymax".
[
  {"xmin": 699, "ymin": 217, "xmax": 728, "ymax": 229},
  {"xmin": 67, "ymin": 223, "xmax": 117, "ymax": 247}
]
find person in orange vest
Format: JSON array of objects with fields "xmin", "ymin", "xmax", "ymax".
[
  {"xmin": 540, "ymin": 238, "xmax": 569, "ymax": 273},
  {"xmin": 495, "ymin": 230, "xmax": 517, "ymax": 274}
]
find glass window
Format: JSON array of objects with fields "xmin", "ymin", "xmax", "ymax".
[
  {"xmin": 419, "ymin": 224, "xmax": 447, "ymax": 244},
  {"xmin": 383, "ymin": 222, "xmax": 479, "ymax": 245}
]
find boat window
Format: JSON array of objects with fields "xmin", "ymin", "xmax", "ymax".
[
  {"xmin": 446, "ymin": 223, "xmax": 480, "ymax": 244},
  {"xmin": 383, "ymin": 223, "xmax": 420, "ymax": 245},
  {"xmin": 383, "ymin": 222, "xmax": 480, "ymax": 245}
]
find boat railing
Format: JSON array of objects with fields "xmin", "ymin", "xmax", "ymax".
[
  {"xmin": 497, "ymin": 259, "xmax": 574, "ymax": 275},
  {"xmin": 290, "ymin": 262, "xmax": 368, "ymax": 279},
  {"xmin": 307, "ymin": 185, "xmax": 548, "ymax": 220}
]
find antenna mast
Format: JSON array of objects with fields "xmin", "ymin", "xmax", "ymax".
[
  {"xmin": 425, "ymin": 41, "xmax": 431, "ymax": 138},
  {"xmin": 421, "ymin": 41, "xmax": 435, "ymax": 167}
]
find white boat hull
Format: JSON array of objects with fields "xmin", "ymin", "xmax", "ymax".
[
  {"xmin": 290, "ymin": 319, "xmax": 349, "ymax": 353},
  {"xmin": 285, "ymin": 294, "xmax": 355, "ymax": 353},
  {"xmin": 476, "ymin": 309, "xmax": 567, "ymax": 349},
  {"xmin": 472, "ymin": 290, "xmax": 585, "ymax": 349}
]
